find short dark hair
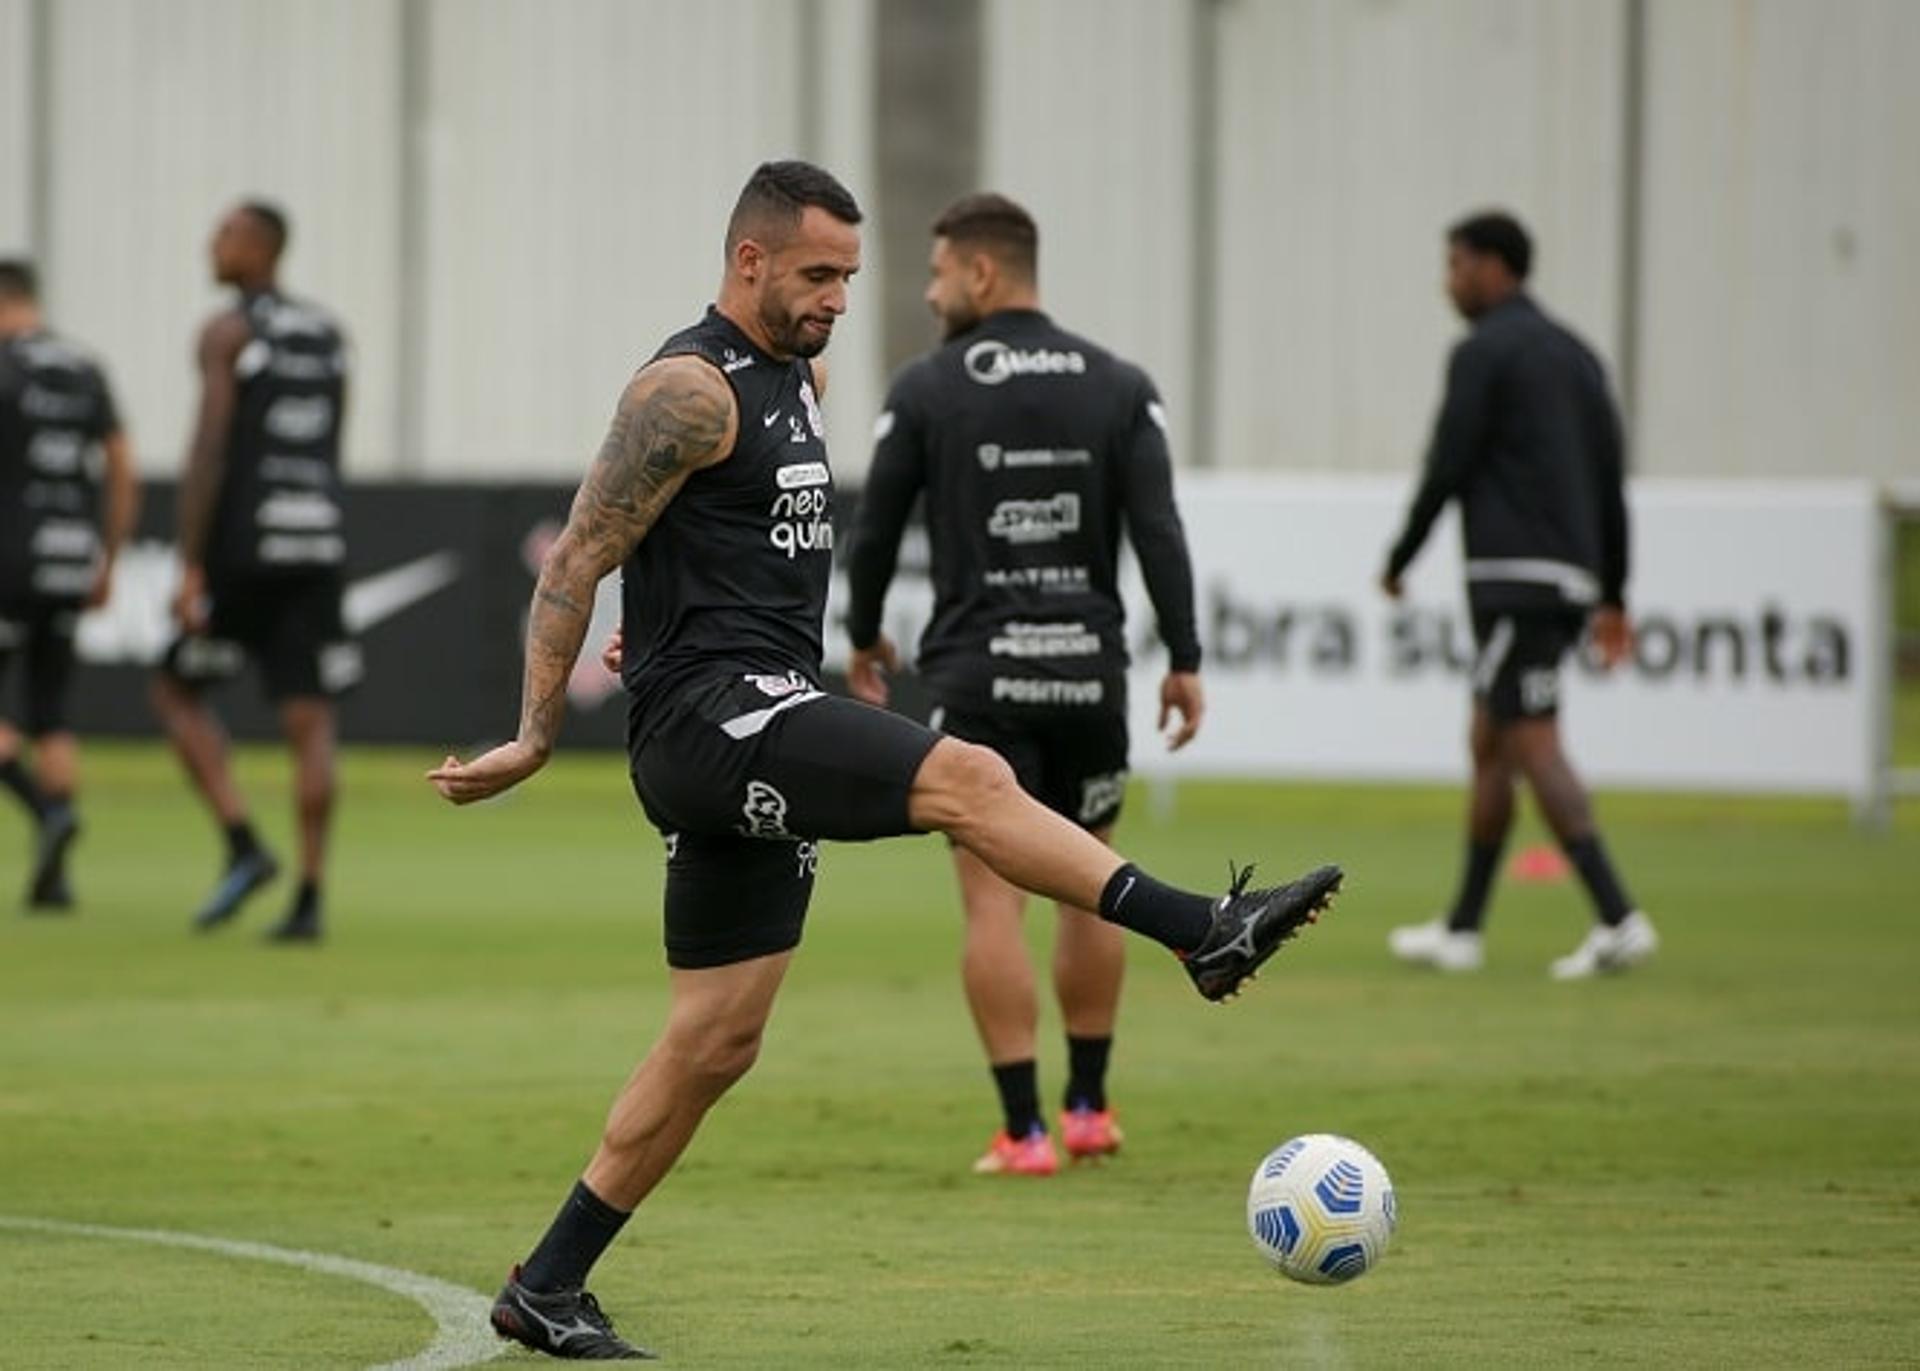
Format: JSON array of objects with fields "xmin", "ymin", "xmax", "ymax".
[
  {"xmin": 932, "ymin": 192, "xmax": 1038, "ymax": 280},
  {"xmin": 0, "ymin": 258, "xmax": 38, "ymax": 301},
  {"xmin": 240, "ymin": 199, "xmax": 290, "ymax": 257},
  {"xmin": 1448, "ymin": 211, "xmax": 1532, "ymax": 280},
  {"xmin": 725, "ymin": 160, "xmax": 862, "ymax": 252}
]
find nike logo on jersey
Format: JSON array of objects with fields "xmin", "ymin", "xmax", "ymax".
[{"xmin": 763, "ymin": 409, "xmax": 782, "ymax": 428}]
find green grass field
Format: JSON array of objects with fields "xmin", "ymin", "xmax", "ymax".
[{"xmin": 3, "ymin": 745, "xmax": 1918, "ymax": 1368}]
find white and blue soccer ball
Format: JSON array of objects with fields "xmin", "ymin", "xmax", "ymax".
[{"xmin": 1246, "ymin": 1133, "xmax": 1397, "ymax": 1285}]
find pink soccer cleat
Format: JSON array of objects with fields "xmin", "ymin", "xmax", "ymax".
[
  {"xmin": 972, "ymin": 1126, "xmax": 1059, "ymax": 1176},
  {"xmin": 1060, "ymin": 1107, "xmax": 1125, "ymax": 1162}
]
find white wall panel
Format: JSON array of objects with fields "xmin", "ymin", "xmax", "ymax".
[
  {"xmin": 1637, "ymin": 0, "xmax": 1920, "ymax": 479},
  {"xmin": 417, "ymin": 0, "xmax": 811, "ymax": 478},
  {"xmin": 1213, "ymin": 0, "xmax": 1626, "ymax": 472},
  {"xmin": 809, "ymin": 0, "xmax": 884, "ymax": 482},
  {"xmin": 982, "ymin": 0, "xmax": 1198, "ymax": 466},
  {"xmin": 0, "ymin": 0, "xmax": 31, "ymax": 253},
  {"xmin": 43, "ymin": 0, "xmax": 402, "ymax": 475}
]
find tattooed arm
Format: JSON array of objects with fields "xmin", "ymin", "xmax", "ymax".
[{"xmin": 429, "ymin": 357, "xmax": 736, "ymax": 804}]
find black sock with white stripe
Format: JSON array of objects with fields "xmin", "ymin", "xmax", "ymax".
[{"xmin": 1097, "ymin": 863, "xmax": 1214, "ymax": 954}]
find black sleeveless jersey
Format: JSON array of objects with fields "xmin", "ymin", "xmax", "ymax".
[
  {"xmin": 208, "ymin": 290, "xmax": 349, "ymax": 582},
  {"xmin": 0, "ymin": 330, "xmax": 119, "ymax": 604},
  {"xmin": 620, "ymin": 307, "xmax": 834, "ymax": 738}
]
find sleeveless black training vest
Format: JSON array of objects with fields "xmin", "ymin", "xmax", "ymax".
[
  {"xmin": 209, "ymin": 289, "xmax": 348, "ymax": 582},
  {"xmin": 0, "ymin": 330, "xmax": 116, "ymax": 604},
  {"xmin": 620, "ymin": 307, "xmax": 834, "ymax": 734}
]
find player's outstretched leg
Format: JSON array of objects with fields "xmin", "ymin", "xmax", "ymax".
[{"xmin": 907, "ymin": 739, "xmax": 1342, "ymax": 1001}]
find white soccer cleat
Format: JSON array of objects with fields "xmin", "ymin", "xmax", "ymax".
[
  {"xmin": 1549, "ymin": 911, "xmax": 1658, "ymax": 981},
  {"xmin": 1386, "ymin": 918, "xmax": 1484, "ymax": 972}
]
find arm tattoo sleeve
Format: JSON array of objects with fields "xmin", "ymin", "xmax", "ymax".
[{"xmin": 516, "ymin": 368, "xmax": 731, "ymax": 753}]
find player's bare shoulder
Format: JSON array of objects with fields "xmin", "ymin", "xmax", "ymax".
[{"xmin": 617, "ymin": 352, "xmax": 739, "ymax": 475}]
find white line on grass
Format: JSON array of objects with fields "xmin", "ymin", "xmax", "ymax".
[{"xmin": 0, "ymin": 1215, "xmax": 507, "ymax": 1370}]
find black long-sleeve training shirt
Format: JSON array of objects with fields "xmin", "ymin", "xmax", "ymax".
[
  {"xmin": 844, "ymin": 308, "xmax": 1200, "ymax": 713},
  {"xmin": 1386, "ymin": 293, "xmax": 1629, "ymax": 612}
]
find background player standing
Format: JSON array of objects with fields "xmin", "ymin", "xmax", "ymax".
[
  {"xmin": 0, "ymin": 259, "xmax": 138, "ymax": 910},
  {"xmin": 151, "ymin": 202, "xmax": 359, "ymax": 942},
  {"xmin": 1381, "ymin": 211, "xmax": 1655, "ymax": 980},
  {"xmin": 843, "ymin": 193, "xmax": 1204, "ymax": 1176},
  {"xmin": 429, "ymin": 161, "xmax": 1339, "ymax": 1362}
]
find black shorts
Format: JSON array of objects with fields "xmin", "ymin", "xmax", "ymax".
[
  {"xmin": 161, "ymin": 574, "xmax": 361, "ymax": 702},
  {"xmin": 1470, "ymin": 607, "xmax": 1586, "ymax": 722},
  {"xmin": 0, "ymin": 598, "xmax": 81, "ymax": 735},
  {"xmin": 629, "ymin": 671, "xmax": 941, "ymax": 969},
  {"xmin": 931, "ymin": 702, "xmax": 1129, "ymax": 831}
]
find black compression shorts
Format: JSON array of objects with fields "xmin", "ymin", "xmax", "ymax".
[
  {"xmin": 629, "ymin": 671, "xmax": 942, "ymax": 969},
  {"xmin": 161, "ymin": 573, "xmax": 362, "ymax": 702},
  {"xmin": 1470, "ymin": 607, "xmax": 1587, "ymax": 722},
  {"xmin": 0, "ymin": 599, "xmax": 81, "ymax": 736},
  {"xmin": 930, "ymin": 701, "xmax": 1128, "ymax": 831}
]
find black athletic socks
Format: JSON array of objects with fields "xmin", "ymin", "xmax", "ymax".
[
  {"xmin": 991, "ymin": 1060, "xmax": 1043, "ymax": 1138},
  {"xmin": 1563, "ymin": 834, "xmax": 1633, "ymax": 927},
  {"xmin": 520, "ymin": 1179, "xmax": 633, "ymax": 1294},
  {"xmin": 1065, "ymin": 1036, "xmax": 1111, "ymax": 1113},
  {"xmin": 1097, "ymin": 864, "xmax": 1214, "ymax": 954},
  {"xmin": 1446, "ymin": 840, "xmax": 1505, "ymax": 932},
  {"xmin": 0, "ymin": 757, "xmax": 45, "ymax": 818},
  {"xmin": 224, "ymin": 819, "xmax": 262, "ymax": 865}
]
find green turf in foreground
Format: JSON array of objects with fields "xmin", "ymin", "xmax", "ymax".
[{"xmin": 1, "ymin": 744, "xmax": 1917, "ymax": 1368}]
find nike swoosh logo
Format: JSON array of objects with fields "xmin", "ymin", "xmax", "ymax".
[
  {"xmin": 762, "ymin": 410, "xmax": 782, "ymax": 428},
  {"xmin": 1111, "ymin": 875, "xmax": 1136, "ymax": 910},
  {"xmin": 342, "ymin": 550, "xmax": 463, "ymax": 634}
]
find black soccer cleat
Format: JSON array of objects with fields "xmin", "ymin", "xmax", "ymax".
[
  {"xmin": 1183, "ymin": 862, "xmax": 1343, "ymax": 1002},
  {"xmin": 263, "ymin": 909, "xmax": 322, "ymax": 944},
  {"xmin": 192, "ymin": 849, "xmax": 280, "ymax": 931},
  {"xmin": 27, "ymin": 807, "xmax": 80, "ymax": 910},
  {"xmin": 490, "ymin": 1265, "xmax": 656, "ymax": 1361}
]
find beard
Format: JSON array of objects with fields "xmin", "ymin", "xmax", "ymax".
[
  {"xmin": 938, "ymin": 302, "xmax": 981, "ymax": 342},
  {"xmin": 761, "ymin": 298, "xmax": 833, "ymax": 359}
]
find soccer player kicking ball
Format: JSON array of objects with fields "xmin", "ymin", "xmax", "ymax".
[{"xmin": 430, "ymin": 161, "xmax": 1342, "ymax": 1361}]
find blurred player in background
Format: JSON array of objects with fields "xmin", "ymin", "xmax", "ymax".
[
  {"xmin": 151, "ymin": 202, "xmax": 358, "ymax": 942},
  {"xmin": 1381, "ymin": 211, "xmax": 1655, "ymax": 980},
  {"xmin": 430, "ymin": 161, "xmax": 1339, "ymax": 1362},
  {"xmin": 0, "ymin": 259, "xmax": 138, "ymax": 910},
  {"xmin": 843, "ymin": 193, "xmax": 1204, "ymax": 1177}
]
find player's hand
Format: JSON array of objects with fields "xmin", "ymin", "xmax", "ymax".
[
  {"xmin": 1379, "ymin": 571, "xmax": 1404, "ymax": 600},
  {"xmin": 428, "ymin": 740, "xmax": 547, "ymax": 805},
  {"xmin": 600, "ymin": 627, "xmax": 624, "ymax": 676},
  {"xmin": 847, "ymin": 634, "xmax": 898, "ymax": 707},
  {"xmin": 172, "ymin": 563, "xmax": 209, "ymax": 633},
  {"xmin": 1591, "ymin": 605, "xmax": 1633, "ymax": 670},
  {"xmin": 85, "ymin": 560, "xmax": 115, "ymax": 610},
  {"xmin": 1159, "ymin": 671, "xmax": 1205, "ymax": 751}
]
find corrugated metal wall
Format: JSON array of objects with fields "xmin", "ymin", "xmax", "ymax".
[
  {"xmin": 3, "ymin": 1, "xmax": 1913, "ymax": 481},
  {"xmin": 1635, "ymin": 0, "xmax": 1920, "ymax": 480},
  {"xmin": 981, "ymin": 0, "xmax": 1199, "ymax": 466},
  {"xmin": 1210, "ymin": 0, "xmax": 1627, "ymax": 474}
]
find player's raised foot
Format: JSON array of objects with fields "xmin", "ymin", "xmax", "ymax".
[
  {"xmin": 491, "ymin": 1264, "xmax": 657, "ymax": 1361},
  {"xmin": 1060, "ymin": 1106, "xmax": 1124, "ymax": 1162},
  {"xmin": 972, "ymin": 1125, "xmax": 1059, "ymax": 1177},
  {"xmin": 191, "ymin": 849, "xmax": 279, "ymax": 932},
  {"xmin": 1549, "ymin": 911, "xmax": 1658, "ymax": 981},
  {"xmin": 1183, "ymin": 863, "xmax": 1342, "ymax": 1002},
  {"xmin": 27, "ymin": 807, "xmax": 80, "ymax": 910},
  {"xmin": 1387, "ymin": 918, "xmax": 1484, "ymax": 972}
]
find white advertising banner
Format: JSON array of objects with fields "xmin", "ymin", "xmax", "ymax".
[{"xmin": 831, "ymin": 475, "xmax": 1882, "ymax": 798}]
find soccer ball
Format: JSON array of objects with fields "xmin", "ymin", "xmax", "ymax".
[{"xmin": 1246, "ymin": 1134, "xmax": 1397, "ymax": 1284}]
